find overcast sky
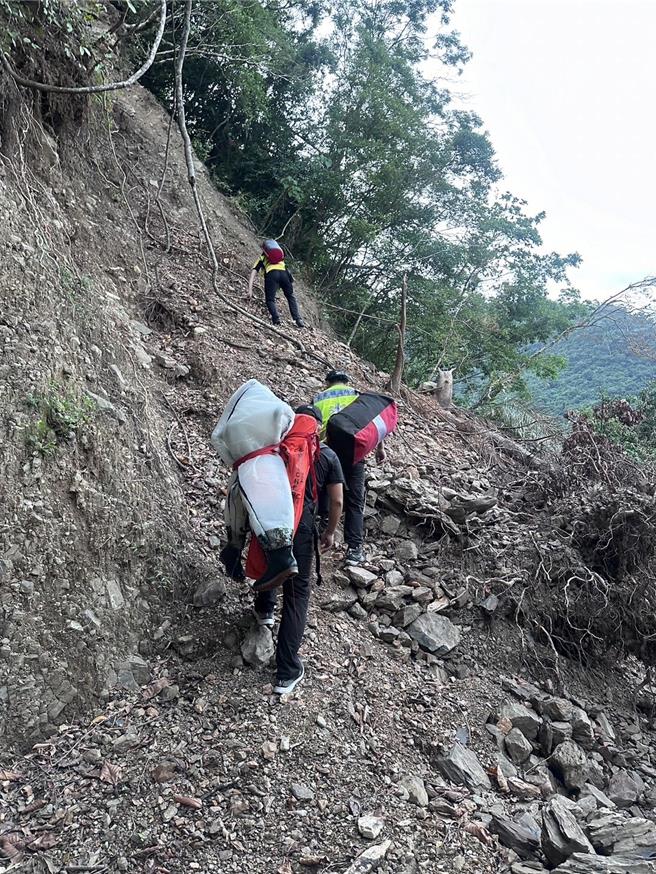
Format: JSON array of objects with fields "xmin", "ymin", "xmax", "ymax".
[{"xmin": 450, "ymin": 0, "xmax": 656, "ymax": 301}]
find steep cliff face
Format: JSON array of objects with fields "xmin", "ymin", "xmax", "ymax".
[{"xmin": 0, "ymin": 75, "xmax": 318, "ymax": 743}]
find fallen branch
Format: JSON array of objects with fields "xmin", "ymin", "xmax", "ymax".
[{"xmin": 0, "ymin": 0, "xmax": 167, "ymax": 94}]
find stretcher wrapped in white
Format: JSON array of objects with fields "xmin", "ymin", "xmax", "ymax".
[{"xmin": 212, "ymin": 379, "xmax": 295, "ymax": 551}]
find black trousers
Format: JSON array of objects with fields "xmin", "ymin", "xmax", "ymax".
[
  {"xmin": 318, "ymin": 459, "xmax": 366, "ymax": 548},
  {"xmin": 264, "ymin": 270, "xmax": 302, "ymax": 324},
  {"xmin": 254, "ymin": 516, "xmax": 314, "ymax": 682},
  {"xmin": 344, "ymin": 460, "xmax": 365, "ymax": 549}
]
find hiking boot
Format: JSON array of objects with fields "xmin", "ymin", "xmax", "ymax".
[
  {"xmin": 219, "ymin": 544, "xmax": 245, "ymax": 582},
  {"xmin": 345, "ymin": 546, "xmax": 365, "ymax": 566},
  {"xmin": 253, "ymin": 607, "xmax": 275, "ymax": 628},
  {"xmin": 271, "ymin": 318, "xmax": 281, "ymax": 326},
  {"xmin": 294, "ymin": 318, "xmax": 305, "ymax": 328},
  {"xmin": 252, "ymin": 545, "xmax": 297, "ymax": 593},
  {"xmin": 274, "ymin": 661, "xmax": 305, "ymax": 695}
]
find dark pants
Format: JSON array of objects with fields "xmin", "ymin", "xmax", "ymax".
[
  {"xmin": 344, "ymin": 460, "xmax": 365, "ymax": 549},
  {"xmin": 254, "ymin": 515, "xmax": 314, "ymax": 682},
  {"xmin": 264, "ymin": 270, "xmax": 302, "ymax": 324}
]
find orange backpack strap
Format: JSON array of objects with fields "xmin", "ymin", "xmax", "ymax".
[
  {"xmin": 243, "ymin": 415, "xmax": 318, "ymax": 581},
  {"xmin": 233, "ymin": 443, "xmax": 279, "ymax": 470}
]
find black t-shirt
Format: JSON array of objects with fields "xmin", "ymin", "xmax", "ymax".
[{"xmin": 304, "ymin": 443, "xmax": 345, "ymax": 511}]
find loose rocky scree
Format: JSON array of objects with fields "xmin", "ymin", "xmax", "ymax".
[{"xmin": 2, "ymin": 24, "xmax": 656, "ymax": 874}]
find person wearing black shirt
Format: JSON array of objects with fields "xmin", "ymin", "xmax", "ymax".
[{"xmin": 253, "ymin": 405, "xmax": 344, "ymax": 694}]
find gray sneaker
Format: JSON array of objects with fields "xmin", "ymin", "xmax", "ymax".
[
  {"xmin": 345, "ymin": 546, "xmax": 365, "ymax": 566},
  {"xmin": 253, "ymin": 607, "xmax": 275, "ymax": 628},
  {"xmin": 274, "ymin": 662, "xmax": 305, "ymax": 695}
]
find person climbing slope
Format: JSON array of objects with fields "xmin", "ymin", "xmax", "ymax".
[
  {"xmin": 248, "ymin": 239, "xmax": 305, "ymax": 328},
  {"xmin": 313, "ymin": 370, "xmax": 393, "ymax": 566},
  {"xmin": 211, "ymin": 380, "xmax": 299, "ymax": 592},
  {"xmin": 253, "ymin": 404, "xmax": 344, "ymax": 694}
]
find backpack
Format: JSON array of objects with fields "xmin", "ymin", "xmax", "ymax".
[
  {"xmin": 262, "ymin": 239, "xmax": 285, "ymax": 265},
  {"xmin": 245, "ymin": 413, "xmax": 320, "ymax": 579},
  {"xmin": 326, "ymin": 392, "xmax": 398, "ymax": 469}
]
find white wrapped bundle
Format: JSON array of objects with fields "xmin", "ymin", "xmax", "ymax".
[{"xmin": 212, "ymin": 380, "xmax": 294, "ymax": 550}]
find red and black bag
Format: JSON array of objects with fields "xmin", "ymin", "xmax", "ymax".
[
  {"xmin": 326, "ymin": 392, "xmax": 397, "ymax": 469},
  {"xmin": 262, "ymin": 238, "xmax": 285, "ymax": 264}
]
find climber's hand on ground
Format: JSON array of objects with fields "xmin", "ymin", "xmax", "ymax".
[{"xmin": 320, "ymin": 531, "xmax": 335, "ymax": 552}]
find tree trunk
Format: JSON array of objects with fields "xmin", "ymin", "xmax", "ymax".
[{"xmin": 389, "ymin": 273, "xmax": 407, "ymax": 395}]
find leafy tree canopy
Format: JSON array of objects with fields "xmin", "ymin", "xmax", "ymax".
[{"xmin": 139, "ymin": 0, "xmax": 584, "ymax": 399}]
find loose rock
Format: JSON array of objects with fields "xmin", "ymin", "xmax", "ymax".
[
  {"xmin": 399, "ymin": 774, "xmax": 428, "ymax": 807},
  {"xmin": 192, "ymin": 578, "xmax": 227, "ymax": 607},
  {"xmin": 291, "ymin": 783, "xmax": 314, "ymax": 802},
  {"xmin": 505, "ymin": 727, "xmax": 533, "ymax": 764},
  {"xmin": 343, "ymin": 840, "xmax": 392, "ymax": 874},
  {"xmin": 241, "ymin": 626, "xmax": 274, "ymax": 669},
  {"xmin": 497, "ymin": 702, "xmax": 542, "ymax": 740},
  {"xmin": 541, "ymin": 796, "xmax": 594, "ymax": 867},
  {"xmin": 551, "ymin": 741, "xmax": 588, "ymax": 790},
  {"xmin": 607, "ymin": 770, "xmax": 641, "ymax": 808},
  {"xmin": 434, "ymin": 742, "xmax": 491, "ymax": 789},
  {"xmin": 490, "ymin": 812, "xmax": 541, "ymax": 858},
  {"xmin": 406, "ymin": 613, "xmax": 461, "ymax": 655},
  {"xmin": 358, "ymin": 814, "xmax": 384, "ymax": 840}
]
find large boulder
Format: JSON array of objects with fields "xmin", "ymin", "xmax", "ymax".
[
  {"xmin": 587, "ymin": 810, "xmax": 656, "ymax": 857},
  {"xmin": 433, "ymin": 742, "xmax": 491, "ymax": 789},
  {"xmin": 541, "ymin": 796, "xmax": 594, "ymax": 867},
  {"xmin": 497, "ymin": 702, "xmax": 542, "ymax": 740},
  {"xmin": 406, "ymin": 613, "xmax": 460, "ymax": 655},
  {"xmin": 554, "ymin": 855, "xmax": 656, "ymax": 873},
  {"xmin": 551, "ymin": 741, "xmax": 588, "ymax": 790},
  {"xmin": 607, "ymin": 770, "xmax": 641, "ymax": 809},
  {"xmin": 505, "ymin": 728, "xmax": 533, "ymax": 764},
  {"xmin": 490, "ymin": 812, "xmax": 541, "ymax": 859}
]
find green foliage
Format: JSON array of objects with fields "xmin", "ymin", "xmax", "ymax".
[
  {"xmin": 528, "ymin": 306, "xmax": 656, "ymax": 416},
  {"xmin": 1, "ymin": 1, "xmax": 112, "ymax": 84},
  {"xmin": 139, "ymin": 0, "xmax": 582, "ymax": 395},
  {"xmin": 564, "ymin": 388, "xmax": 656, "ymax": 465},
  {"xmin": 25, "ymin": 384, "xmax": 95, "ymax": 456}
]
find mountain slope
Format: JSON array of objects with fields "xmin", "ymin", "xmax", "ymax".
[
  {"xmin": 2, "ymin": 57, "xmax": 656, "ymax": 874},
  {"xmin": 529, "ymin": 307, "xmax": 656, "ymax": 416}
]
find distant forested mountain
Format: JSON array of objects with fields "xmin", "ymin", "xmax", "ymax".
[{"xmin": 529, "ymin": 306, "xmax": 656, "ymax": 416}]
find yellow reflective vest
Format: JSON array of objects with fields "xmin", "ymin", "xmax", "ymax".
[
  {"xmin": 253, "ymin": 254, "xmax": 286, "ymax": 274},
  {"xmin": 313, "ymin": 383, "xmax": 359, "ymax": 439}
]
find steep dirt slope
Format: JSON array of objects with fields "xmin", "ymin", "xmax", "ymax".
[{"xmin": 2, "ymin": 78, "xmax": 656, "ymax": 874}]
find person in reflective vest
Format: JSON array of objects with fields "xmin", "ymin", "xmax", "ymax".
[
  {"xmin": 247, "ymin": 240, "xmax": 305, "ymax": 328},
  {"xmin": 313, "ymin": 370, "xmax": 385, "ymax": 566}
]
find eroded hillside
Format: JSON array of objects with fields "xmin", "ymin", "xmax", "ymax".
[{"xmin": 2, "ymin": 28, "xmax": 656, "ymax": 874}]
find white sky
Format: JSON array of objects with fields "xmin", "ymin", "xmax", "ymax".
[{"xmin": 450, "ymin": 0, "xmax": 656, "ymax": 301}]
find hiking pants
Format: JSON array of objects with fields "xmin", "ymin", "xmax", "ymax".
[
  {"xmin": 264, "ymin": 270, "xmax": 302, "ymax": 324},
  {"xmin": 344, "ymin": 460, "xmax": 366, "ymax": 549},
  {"xmin": 254, "ymin": 514, "xmax": 314, "ymax": 682}
]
